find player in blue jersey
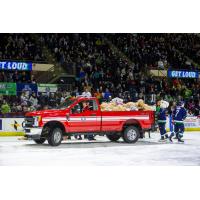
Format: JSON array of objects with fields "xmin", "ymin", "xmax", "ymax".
[
  {"xmin": 157, "ymin": 100, "xmax": 169, "ymax": 141},
  {"xmin": 169, "ymin": 101, "xmax": 187, "ymax": 143},
  {"xmin": 168, "ymin": 101, "xmax": 176, "ymax": 138}
]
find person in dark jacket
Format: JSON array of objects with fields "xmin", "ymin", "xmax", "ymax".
[
  {"xmin": 169, "ymin": 101, "xmax": 187, "ymax": 143},
  {"xmin": 48, "ymin": 93, "xmax": 57, "ymax": 108},
  {"xmin": 155, "ymin": 99, "xmax": 161, "ymax": 131},
  {"xmin": 168, "ymin": 101, "xmax": 176, "ymax": 138},
  {"xmin": 157, "ymin": 100, "xmax": 169, "ymax": 141}
]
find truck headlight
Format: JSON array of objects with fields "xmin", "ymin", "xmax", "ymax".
[{"xmin": 33, "ymin": 116, "xmax": 42, "ymax": 127}]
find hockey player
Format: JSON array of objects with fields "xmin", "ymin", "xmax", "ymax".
[
  {"xmin": 157, "ymin": 100, "xmax": 169, "ymax": 141},
  {"xmin": 168, "ymin": 101, "xmax": 176, "ymax": 138},
  {"xmin": 155, "ymin": 99, "xmax": 161, "ymax": 130},
  {"xmin": 169, "ymin": 101, "xmax": 187, "ymax": 143}
]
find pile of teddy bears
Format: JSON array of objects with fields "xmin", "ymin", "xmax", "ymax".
[{"xmin": 100, "ymin": 97, "xmax": 154, "ymax": 111}]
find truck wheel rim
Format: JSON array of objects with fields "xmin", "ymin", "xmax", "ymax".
[
  {"xmin": 54, "ymin": 131, "xmax": 61, "ymax": 143},
  {"xmin": 127, "ymin": 129, "xmax": 137, "ymax": 141}
]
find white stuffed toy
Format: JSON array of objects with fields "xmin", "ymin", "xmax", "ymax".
[
  {"xmin": 160, "ymin": 100, "xmax": 169, "ymax": 109},
  {"xmin": 111, "ymin": 97, "xmax": 123, "ymax": 105}
]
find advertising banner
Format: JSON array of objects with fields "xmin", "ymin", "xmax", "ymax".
[
  {"xmin": 17, "ymin": 83, "xmax": 37, "ymax": 95},
  {"xmin": 0, "ymin": 118, "xmax": 25, "ymax": 136},
  {"xmin": 183, "ymin": 116, "xmax": 200, "ymax": 128},
  {"xmin": 166, "ymin": 116, "xmax": 200, "ymax": 131},
  {"xmin": 167, "ymin": 70, "xmax": 199, "ymax": 78},
  {"xmin": 37, "ymin": 84, "xmax": 58, "ymax": 93},
  {"xmin": 1, "ymin": 118, "xmax": 24, "ymax": 132},
  {"xmin": 0, "ymin": 82, "xmax": 16, "ymax": 95},
  {"xmin": 0, "ymin": 61, "xmax": 32, "ymax": 71}
]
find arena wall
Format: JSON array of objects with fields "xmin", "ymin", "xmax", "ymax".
[{"xmin": 0, "ymin": 116, "xmax": 199, "ymax": 136}]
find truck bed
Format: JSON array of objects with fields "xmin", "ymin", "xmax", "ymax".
[{"xmin": 100, "ymin": 110, "xmax": 155, "ymax": 132}]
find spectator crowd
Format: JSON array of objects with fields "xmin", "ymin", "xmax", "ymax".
[{"xmin": 0, "ymin": 33, "xmax": 200, "ymax": 116}]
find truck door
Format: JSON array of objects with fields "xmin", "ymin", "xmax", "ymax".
[
  {"xmin": 82, "ymin": 99, "xmax": 101, "ymax": 132},
  {"xmin": 67, "ymin": 102, "xmax": 86, "ymax": 132},
  {"xmin": 68, "ymin": 100, "xmax": 101, "ymax": 132}
]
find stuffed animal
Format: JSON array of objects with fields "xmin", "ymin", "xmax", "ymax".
[
  {"xmin": 124, "ymin": 102, "xmax": 136, "ymax": 108},
  {"xmin": 160, "ymin": 100, "xmax": 169, "ymax": 109},
  {"xmin": 135, "ymin": 99, "xmax": 145, "ymax": 110},
  {"xmin": 101, "ymin": 98, "xmax": 154, "ymax": 111},
  {"xmin": 111, "ymin": 97, "xmax": 123, "ymax": 105},
  {"xmin": 124, "ymin": 102, "xmax": 138, "ymax": 111},
  {"xmin": 100, "ymin": 102, "xmax": 108, "ymax": 111},
  {"xmin": 117, "ymin": 105, "xmax": 126, "ymax": 111}
]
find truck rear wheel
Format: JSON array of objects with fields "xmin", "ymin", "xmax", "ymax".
[
  {"xmin": 34, "ymin": 138, "xmax": 46, "ymax": 144},
  {"xmin": 122, "ymin": 126, "xmax": 140, "ymax": 143},
  {"xmin": 48, "ymin": 127, "xmax": 63, "ymax": 146},
  {"xmin": 106, "ymin": 133, "xmax": 121, "ymax": 142}
]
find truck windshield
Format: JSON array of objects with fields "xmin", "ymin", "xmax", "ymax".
[{"xmin": 56, "ymin": 99, "xmax": 76, "ymax": 110}]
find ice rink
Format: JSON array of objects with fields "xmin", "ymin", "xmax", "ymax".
[{"xmin": 0, "ymin": 132, "xmax": 200, "ymax": 166}]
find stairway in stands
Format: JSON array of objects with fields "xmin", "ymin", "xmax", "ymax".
[
  {"xmin": 103, "ymin": 36, "xmax": 149, "ymax": 76},
  {"xmin": 30, "ymin": 34, "xmax": 75, "ymax": 84}
]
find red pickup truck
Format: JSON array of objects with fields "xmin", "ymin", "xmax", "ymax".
[{"xmin": 23, "ymin": 97, "xmax": 155, "ymax": 146}]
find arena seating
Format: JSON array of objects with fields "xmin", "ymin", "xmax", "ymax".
[{"xmin": 0, "ymin": 34, "xmax": 199, "ymax": 115}]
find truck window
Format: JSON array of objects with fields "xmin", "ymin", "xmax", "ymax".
[
  {"xmin": 57, "ymin": 99, "xmax": 76, "ymax": 110},
  {"xmin": 89, "ymin": 100, "xmax": 98, "ymax": 111},
  {"xmin": 71, "ymin": 100, "xmax": 98, "ymax": 114},
  {"xmin": 71, "ymin": 103, "xmax": 81, "ymax": 114}
]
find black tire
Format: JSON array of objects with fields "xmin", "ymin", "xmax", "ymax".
[
  {"xmin": 47, "ymin": 127, "xmax": 63, "ymax": 146},
  {"xmin": 34, "ymin": 138, "xmax": 46, "ymax": 144},
  {"xmin": 106, "ymin": 133, "xmax": 121, "ymax": 142},
  {"xmin": 122, "ymin": 126, "xmax": 140, "ymax": 143}
]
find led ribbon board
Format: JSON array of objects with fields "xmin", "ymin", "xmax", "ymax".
[
  {"xmin": 167, "ymin": 70, "xmax": 199, "ymax": 78},
  {"xmin": 0, "ymin": 61, "xmax": 32, "ymax": 71}
]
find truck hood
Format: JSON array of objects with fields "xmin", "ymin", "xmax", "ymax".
[{"xmin": 25, "ymin": 109, "xmax": 69, "ymax": 117}]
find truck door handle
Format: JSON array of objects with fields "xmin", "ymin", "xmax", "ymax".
[{"xmin": 90, "ymin": 113, "xmax": 96, "ymax": 116}]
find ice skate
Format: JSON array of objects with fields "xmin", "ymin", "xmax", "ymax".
[
  {"xmin": 78, "ymin": 137, "xmax": 82, "ymax": 140},
  {"xmin": 173, "ymin": 133, "xmax": 178, "ymax": 139},
  {"xmin": 88, "ymin": 137, "xmax": 96, "ymax": 141},
  {"xmin": 159, "ymin": 136, "xmax": 166, "ymax": 142},
  {"xmin": 169, "ymin": 136, "xmax": 173, "ymax": 143},
  {"xmin": 169, "ymin": 132, "xmax": 174, "ymax": 143},
  {"xmin": 177, "ymin": 136, "xmax": 184, "ymax": 143}
]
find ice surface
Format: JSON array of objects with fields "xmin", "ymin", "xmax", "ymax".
[{"xmin": 0, "ymin": 132, "xmax": 200, "ymax": 166}]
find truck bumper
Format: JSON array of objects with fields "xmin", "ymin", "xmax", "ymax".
[{"xmin": 24, "ymin": 127, "xmax": 42, "ymax": 140}]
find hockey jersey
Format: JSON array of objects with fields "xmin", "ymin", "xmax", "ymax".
[
  {"xmin": 172, "ymin": 106, "xmax": 187, "ymax": 123},
  {"xmin": 157, "ymin": 108, "xmax": 167, "ymax": 123}
]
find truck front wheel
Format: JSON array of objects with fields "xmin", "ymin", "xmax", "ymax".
[
  {"xmin": 34, "ymin": 138, "xmax": 46, "ymax": 144},
  {"xmin": 48, "ymin": 127, "xmax": 63, "ymax": 146},
  {"xmin": 122, "ymin": 126, "xmax": 140, "ymax": 143},
  {"xmin": 106, "ymin": 133, "xmax": 121, "ymax": 142}
]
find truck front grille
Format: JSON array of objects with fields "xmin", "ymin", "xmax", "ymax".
[{"xmin": 24, "ymin": 117, "xmax": 35, "ymax": 127}]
